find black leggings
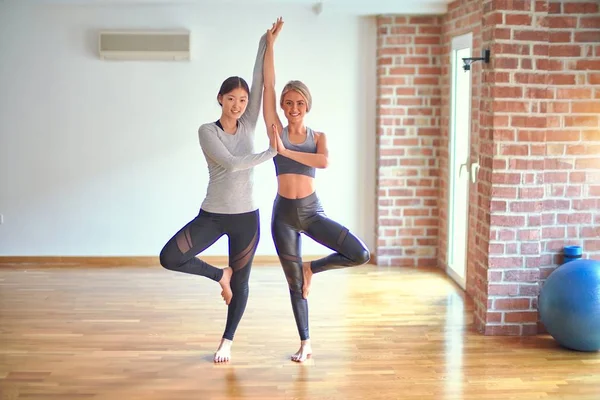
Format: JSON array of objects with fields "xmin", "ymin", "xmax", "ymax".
[
  {"xmin": 159, "ymin": 209, "xmax": 259, "ymax": 341},
  {"xmin": 271, "ymin": 192, "xmax": 370, "ymax": 340}
]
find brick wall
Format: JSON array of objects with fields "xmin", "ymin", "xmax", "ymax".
[
  {"xmin": 481, "ymin": 0, "xmax": 600, "ymax": 335},
  {"xmin": 542, "ymin": 0, "xmax": 600, "ymax": 272},
  {"xmin": 376, "ymin": 0, "xmax": 600, "ymax": 335},
  {"xmin": 375, "ymin": 16, "xmax": 442, "ymax": 267},
  {"xmin": 481, "ymin": 0, "xmax": 551, "ymax": 336},
  {"xmin": 540, "ymin": 0, "xmax": 600, "ymax": 327}
]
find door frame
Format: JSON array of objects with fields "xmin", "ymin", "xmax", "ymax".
[{"xmin": 446, "ymin": 32, "xmax": 473, "ymax": 290}]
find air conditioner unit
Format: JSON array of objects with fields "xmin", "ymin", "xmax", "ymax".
[{"xmin": 98, "ymin": 30, "xmax": 191, "ymax": 61}]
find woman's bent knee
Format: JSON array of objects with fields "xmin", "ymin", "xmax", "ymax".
[
  {"xmin": 159, "ymin": 245, "xmax": 180, "ymax": 271},
  {"xmin": 352, "ymin": 248, "xmax": 371, "ymax": 266}
]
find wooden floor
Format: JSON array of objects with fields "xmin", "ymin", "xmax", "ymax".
[{"xmin": 1, "ymin": 264, "xmax": 599, "ymax": 400}]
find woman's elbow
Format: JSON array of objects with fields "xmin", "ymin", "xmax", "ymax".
[
  {"xmin": 222, "ymin": 161, "xmax": 239, "ymax": 172},
  {"xmin": 318, "ymin": 157, "xmax": 329, "ymax": 169}
]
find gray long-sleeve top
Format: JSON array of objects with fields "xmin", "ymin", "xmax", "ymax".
[{"xmin": 198, "ymin": 34, "xmax": 276, "ymax": 214}]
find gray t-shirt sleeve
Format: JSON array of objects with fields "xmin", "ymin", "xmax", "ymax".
[
  {"xmin": 198, "ymin": 126, "xmax": 276, "ymax": 172},
  {"xmin": 239, "ymin": 33, "xmax": 267, "ymax": 135}
]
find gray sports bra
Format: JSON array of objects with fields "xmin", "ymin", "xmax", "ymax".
[{"xmin": 273, "ymin": 127, "xmax": 317, "ymax": 178}]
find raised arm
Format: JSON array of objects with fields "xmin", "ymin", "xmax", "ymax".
[
  {"xmin": 199, "ymin": 126, "xmax": 276, "ymax": 172},
  {"xmin": 263, "ymin": 18, "xmax": 285, "ymax": 136},
  {"xmin": 239, "ymin": 32, "xmax": 268, "ymax": 132}
]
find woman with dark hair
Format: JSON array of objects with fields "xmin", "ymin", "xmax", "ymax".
[{"xmin": 159, "ymin": 18, "xmax": 284, "ymax": 363}]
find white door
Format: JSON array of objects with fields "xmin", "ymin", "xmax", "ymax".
[{"xmin": 447, "ymin": 33, "xmax": 476, "ymax": 290}]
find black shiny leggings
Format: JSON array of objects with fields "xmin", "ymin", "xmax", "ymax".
[
  {"xmin": 159, "ymin": 209, "xmax": 259, "ymax": 341},
  {"xmin": 271, "ymin": 192, "xmax": 370, "ymax": 340}
]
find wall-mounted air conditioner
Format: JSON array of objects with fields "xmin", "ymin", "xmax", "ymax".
[{"xmin": 98, "ymin": 30, "xmax": 191, "ymax": 61}]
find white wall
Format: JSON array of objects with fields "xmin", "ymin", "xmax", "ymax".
[{"xmin": 0, "ymin": 1, "xmax": 376, "ymax": 257}]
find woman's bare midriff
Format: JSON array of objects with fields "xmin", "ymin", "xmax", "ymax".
[{"xmin": 277, "ymin": 174, "xmax": 315, "ymax": 199}]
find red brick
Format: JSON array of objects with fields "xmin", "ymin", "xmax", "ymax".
[
  {"xmin": 379, "ymin": 47, "xmax": 408, "ymax": 56},
  {"xmin": 500, "ymin": 144, "xmax": 529, "ymax": 156},
  {"xmin": 510, "ymin": 201, "xmax": 543, "ymax": 213},
  {"xmin": 419, "ymin": 26, "xmax": 441, "ymax": 35},
  {"xmin": 490, "ymin": 256, "xmax": 525, "ymax": 269},
  {"xmin": 409, "ymin": 16, "xmax": 439, "ymax": 24},
  {"xmin": 489, "ymin": 284, "xmax": 519, "ymax": 295},
  {"xmin": 505, "ymin": 311, "xmax": 538, "ymax": 323},
  {"xmin": 495, "ymin": 57, "xmax": 520, "ymax": 69},
  {"xmin": 492, "ymin": 172, "xmax": 522, "ymax": 184},
  {"xmin": 414, "ymin": 76, "xmax": 439, "ymax": 85},
  {"xmin": 545, "ymin": 16, "xmax": 578, "ymax": 29},
  {"xmin": 484, "ymin": 325, "xmax": 522, "ymax": 336},
  {"xmin": 391, "ymin": 26, "xmax": 417, "ymax": 35},
  {"xmin": 581, "ymin": 227, "xmax": 600, "ymax": 238},
  {"xmin": 484, "ymin": 11, "xmax": 503, "ymax": 26},
  {"xmin": 557, "ymin": 88, "xmax": 593, "ymax": 100},
  {"xmin": 511, "ymin": 116, "xmax": 546, "ymax": 128},
  {"xmin": 418, "ymin": 66, "xmax": 442, "ymax": 75},
  {"xmin": 580, "ymin": 17, "xmax": 600, "ymax": 29},
  {"xmin": 493, "ymin": 298, "xmax": 531, "ymax": 311},
  {"xmin": 545, "ymin": 158, "xmax": 575, "ymax": 170},
  {"xmin": 491, "ymin": 0, "xmax": 531, "ymax": 11},
  {"xmin": 492, "ymin": 186, "xmax": 518, "ymax": 199},
  {"xmin": 549, "ymin": 45, "xmax": 582, "ymax": 57},
  {"xmin": 385, "ymin": 36, "xmax": 413, "ymax": 46},
  {"xmin": 576, "ymin": 158, "xmax": 600, "ymax": 169},
  {"xmin": 513, "ymin": 29, "xmax": 548, "ymax": 42},
  {"xmin": 518, "ymin": 229, "xmax": 540, "ymax": 241},
  {"xmin": 526, "ymin": 87, "xmax": 553, "ymax": 99},
  {"xmin": 505, "ymin": 14, "xmax": 532, "ymax": 26},
  {"xmin": 565, "ymin": 116, "xmax": 599, "ymax": 127},
  {"xmin": 543, "ymin": 227, "xmax": 566, "ymax": 239},
  {"xmin": 486, "ymin": 312, "xmax": 503, "ymax": 324},
  {"xmin": 576, "ymin": 60, "xmax": 600, "ymax": 70},
  {"xmin": 549, "ymin": 31, "xmax": 571, "ymax": 43},
  {"xmin": 548, "ymin": 74, "xmax": 577, "ymax": 85},
  {"xmin": 571, "ymin": 102, "xmax": 600, "ymax": 114},
  {"xmin": 389, "ymin": 67, "xmax": 417, "ymax": 75},
  {"xmin": 520, "ymin": 242, "xmax": 540, "ymax": 255},
  {"xmin": 491, "ymin": 201, "xmax": 507, "ymax": 212},
  {"xmin": 546, "ymin": 130, "xmax": 581, "ymax": 141},
  {"xmin": 564, "ymin": 2, "xmax": 599, "ymax": 14},
  {"xmin": 574, "ymin": 31, "xmax": 600, "ymax": 43},
  {"xmin": 584, "ymin": 240, "xmax": 600, "ymax": 251},
  {"xmin": 535, "ymin": 0, "xmax": 547, "ymax": 12},
  {"xmin": 558, "ymin": 213, "xmax": 593, "ymax": 224},
  {"xmin": 415, "ymin": 36, "xmax": 441, "ymax": 45},
  {"xmin": 589, "ymin": 74, "xmax": 600, "ymax": 85},
  {"xmin": 544, "ymin": 172, "xmax": 569, "ymax": 183}
]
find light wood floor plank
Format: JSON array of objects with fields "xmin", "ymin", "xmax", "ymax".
[{"xmin": 1, "ymin": 265, "xmax": 599, "ymax": 399}]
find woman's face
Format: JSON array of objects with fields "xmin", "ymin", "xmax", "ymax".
[
  {"xmin": 218, "ymin": 87, "xmax": 248, "ymax": 120},
  {"xmin": 281, "ymin": 90, "xmax": 307, "ymax": 123}
]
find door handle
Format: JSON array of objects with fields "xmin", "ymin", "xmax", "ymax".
[{"xmin": 470, "ymin": 162, "xmax": 480, "ymax": 183}]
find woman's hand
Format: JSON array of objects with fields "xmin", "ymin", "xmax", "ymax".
[
  {"xmin": 271, "ymin": 124, "xmax": 287, "ymax": 154},
  {"xmin": 266, "ymin": 17, "xmax": 284, "ymax": 47},
  {"xmin": 268, "ymin": 125, "xmax": 277, "ymax": 150}
]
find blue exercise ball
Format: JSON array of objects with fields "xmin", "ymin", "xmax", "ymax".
[{"xmin": 539, "ymin": 258, "xmax": 600, "ymax": 352}]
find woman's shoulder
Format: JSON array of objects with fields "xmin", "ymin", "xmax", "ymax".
[
  {"xmin": 198, "ymin": 122, "xmax": 218, "ymax": 135},
  {"xmin": 307, "ymin": 127, "xmax": 325, "ymax": 140}
]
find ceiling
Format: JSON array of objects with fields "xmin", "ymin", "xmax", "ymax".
[{"xmin": 20, "ymin": 0, "xmax": 455, "ymax": 15}]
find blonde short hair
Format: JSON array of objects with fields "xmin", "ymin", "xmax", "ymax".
[{"xmin": 280, "ymin": 80, "xmax": 312, "ymax": 112}]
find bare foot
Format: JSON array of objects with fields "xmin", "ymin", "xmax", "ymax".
[
  {"xmin": 302, "ymin": 261, "xmax": 313, "ymax": 299},
  {"xmin": 291, "ymin": 340, "xmax": 312, "ymax": 362},
  {"xmin": 219, "ymin": 267, "xmax": 233, "ymax": 305},
  {"xmin": 214, "ymin": 338, "xmax": 232, "ymax": 363}
]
